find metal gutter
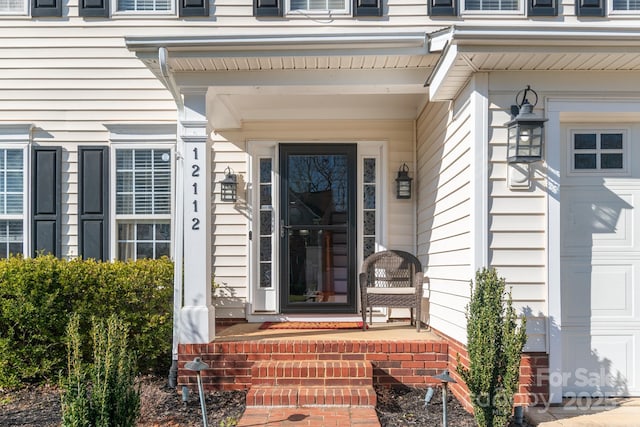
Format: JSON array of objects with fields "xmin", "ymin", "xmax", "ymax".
[
  {"xmin": 126, "ymin": 32, "xmax": 429, "ymax": 56},
  {"xmin": 159, "ymin": 46, "xmax": 185, "ymax": 388}
]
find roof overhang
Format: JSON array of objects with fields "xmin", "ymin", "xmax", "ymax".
[
  {"xmin": 426, "ymin": 25, "xmax": 640, "ymax": 101},
  {"xmin": 126, "ymin": 33, "xmax": 440, "ymax": 129}
]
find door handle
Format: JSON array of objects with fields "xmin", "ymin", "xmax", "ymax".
[{"xmin": 280, "ymin": 220, "xmax": 291, "ymax": 238}]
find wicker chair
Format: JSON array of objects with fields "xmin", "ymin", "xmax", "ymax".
[{"xmin": 359, "ymin": 250, "xmax": 424, "ymax": 332}]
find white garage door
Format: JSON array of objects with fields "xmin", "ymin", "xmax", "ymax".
[{"xmin": 561, "ymin": 127, "xmax": 640, "ymax": 397}]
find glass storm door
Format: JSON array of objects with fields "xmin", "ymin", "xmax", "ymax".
[{"xmin": 280, "ymin": 144, "xmax": 357, "ymax": 313}]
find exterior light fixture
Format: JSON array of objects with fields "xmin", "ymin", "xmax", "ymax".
[
  {"xmin": 505, "ymin": 85, "xmax": 548, "ymax": 164},
  {"xmin": 433, "ymin": 369, "xmax": 457, "ymax": 427},
  {"xmin": 185, "ymin": 357, "xmax": 209, "ymax": 427},
  {"xmin": 220, "ymin": 166, "xmax": 237, "ymax": 202},
  {"xmin": 395, "ymin": 163, "xmax": 413, "ymax": 199}
]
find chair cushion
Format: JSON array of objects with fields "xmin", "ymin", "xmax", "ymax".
[{"xmin": 366, "ymin": 287, "xmax": 416, "ymax": 295}]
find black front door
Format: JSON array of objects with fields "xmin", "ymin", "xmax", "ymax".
[{"xmin": 280, "ymin": 144, "xmax": 357, "ymax": 313}]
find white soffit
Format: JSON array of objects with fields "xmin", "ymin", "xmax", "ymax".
[
  {"xmin": 126, "ymin": 33, "xmax": 438, "ymax": 128},
  {"xmin": 427, "ymin": 25, "xmax": 640, "ymax": 101}
]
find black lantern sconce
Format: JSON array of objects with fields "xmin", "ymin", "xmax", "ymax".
[
  {"xmin": 220, "ymin": 166, "xmax": 238, "ymax": 202},
  {"xmin": 505, "ymin": 85, "xmax": 548, "ymax": 164},
  {"xmin": 396, "ymin": 163, "xmax": 413, "ymax": 199}
]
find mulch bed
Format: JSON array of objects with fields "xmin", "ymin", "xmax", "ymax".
[{"xmin": 0, "ymin": 376, "xmax": 530, "ymax": 426}]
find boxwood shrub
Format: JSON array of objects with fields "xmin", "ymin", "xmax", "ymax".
[{"xmin": 0, "ymin": 255, "xmax": 173, "ymax": 388}]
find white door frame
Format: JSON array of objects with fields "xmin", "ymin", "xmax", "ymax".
[{"xmin": 246, "ymin": 140, "xmax": 387, "ymax": 321}]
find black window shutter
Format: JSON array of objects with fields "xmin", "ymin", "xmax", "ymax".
[
  {"xmin": 78, "ymin": 147, "xmax": 109, "ymax": 261},
  {"xmin": 576, "ymin": 0, "xmax": 605, "ymax": 16},
  {"xmin": 31, "ymin": 0, "xmax": 62, "ymax": 16},
  {"xmin": 253, "ymin": 0, "xmax": 282, "ymax": 16},
  {"xmin": 528, "ymin": 0, "xmax": 556, "ymax": 15},
  {"xmin": 354, "ymin": 0, "xmax": 382, "ymax": 16},
  {"xmin": 179, "ymin": 0, "xmax": 209, "ymax": 16},
  {"xmin": 79, "ymin": 0, "xmax": 109, "ymax": 17},
  {"xmin": 428, "ymin": 0, "xmax": 456, "ymax": 16},
  {"xmin": 32, "ymin": 147, "xmax": 61, "ymax": 257}
]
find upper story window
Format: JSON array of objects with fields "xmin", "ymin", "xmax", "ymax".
[
  {"xmin": 116, "ymin": 0, "xmax": 172, "ymax": 13},
  {"xmin": 288, "ymin": 0, "xmax": 349, "ymax": 14},
  {"xmin": 612, "ymin": 0, "xmax": 640, "ymax": 11},
  {"xmin": 463, "ymin": 0, "xmax": 519, "ymax": 12},
  {"xmin": 115, "ymin": 148, "xmax": 171, "ymax": 260},
  {"xmin": 0, "ymin": 0, "xmax": 27, "ymax": 14}
]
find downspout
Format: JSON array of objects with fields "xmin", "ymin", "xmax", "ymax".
[{"xmin": 159, "ymin": 46, "xmax": 185, "ymax": 388}]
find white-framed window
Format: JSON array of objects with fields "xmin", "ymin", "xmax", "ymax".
[
  {"xmin": 0, "ymin": 148, "xmax": 26, "ymax": 258},
  {"xmin": 357, "ymin": 141, "xmax": 385, "ymax": 268},
  {"xmin": 113, "ymin": 0, "xmax": 173, "ymax": 14},
  {"xmin": 569, "ymin": 129, "xmax": 628, "ymax": 175},
  {"xmin": 287, "ymin": 0, "xmax": 349, "ymax": 15},
  {"xmin": 462, "ymin": 0, "xmax": 520, "ymax": 13},
  {"xmin": 0, "ymin": 0, "xmax": 27, "ymax": 14},
  {"xmin": 0, "ymin": 126, "xmax": 30, "ymax": 259},
  {"xmin": 611, "ymin": 0, "xmax": 640, "ymax": 12},
  {"xmin": 114, "ymin": 148, "xmax": 172, "ymax": 260}
]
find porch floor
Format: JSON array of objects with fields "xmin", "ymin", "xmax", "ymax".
[{"xmin": 215, "ymin": 321, "xmax": 442, "ymax": 342}]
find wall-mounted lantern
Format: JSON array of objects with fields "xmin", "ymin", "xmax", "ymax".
[
  {"xmin": 505, "ymin": 85, "xmax": 548, "ymax": 164},
  {"xmin": 396, "ymin": 163, "xmax": 413, "ymax": 199},
  {"xmin": 220, "ymin": 166, "xmax": 237, "ymax": 202}
]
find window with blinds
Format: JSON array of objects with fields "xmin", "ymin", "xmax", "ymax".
[
  {"xmin": 116, "ymin": 148, "xmax": 171, "ymax": 260},
  {"xmin": 0, "ymin": 149, "xmax": 24, "ymax": 258},
  {"xmin": 0, "ymin": 0, "xmax": 26, "ymax": 13},
  {"xmin": 464, "ymin": 0, "xmax": 518, "ymax": 11},
  {"xmin": 289, "ymin": 0, "xmax": 348, "ymax": 13},
  {"xmin": 612, "ymin": 0, "xmax": 640, "ymax": 10},
  {"xmin": 116, "ymin": 0, "xmax": 171, "ymax": 12}
]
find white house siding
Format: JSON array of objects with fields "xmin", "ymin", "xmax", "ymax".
[
  {"xmin": 416, "ymin": 90, "xmax": 473, "ymax": 345},
  {"xmin": 213, "ymin": 120, "xmax": 416, "ymax": 318},
  {"xmin": 0, "ymin": 23, "xmax": 176, "ymax": 259},
  {"xmin": 486, "ymin": 79, "xmax": 548, "ymax": 352},
  {"xmin": 211, "ymin": 137, "xmax": 248, "ymax": 318}
]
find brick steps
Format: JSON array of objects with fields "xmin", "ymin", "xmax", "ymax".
[
  {"xmin": 246, "ymin": 360, "xmax": 377, "ymax": 408},
  {"xmin": 246, "ymin": 385, "xmax": 377, "ymax": 407}
]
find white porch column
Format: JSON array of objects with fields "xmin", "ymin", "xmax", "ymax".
[{"xmin": 179, "ymin": 91, "xmax": 215, "ymax": 343}]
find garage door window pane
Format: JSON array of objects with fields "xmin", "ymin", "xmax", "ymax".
[
  {"xmin": 575, "ymin": 154, "xmax": 596, "ymax": 170},
  {"xmin": 601, "ymin": 154, "xmax": 623, "ymax": 169},
  {"xmin": 601, "ymin": 134, "xmax": 623, "ymax": 150},
  {"xmin": 574, "ymin": 134, "xmax": 597, "ymax": 150}
]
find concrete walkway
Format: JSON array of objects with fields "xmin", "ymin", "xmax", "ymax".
[{"xmin": 525, "ymin": 398, "xmax": 640, "ymax": 426}]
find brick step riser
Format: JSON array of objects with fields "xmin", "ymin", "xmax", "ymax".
[
  {"xmin": 250, "ymin": 361, "xmax": 373, "ymax": 387},
  {"xmin": 251, "ymin": 378, "xmax": 373, "ymax": 387},
  {"xmin": 178, "ymin": 340, "xmax": 449, "ymax": 391},
  {"xmin": 246, "ymin": 386, "xmax": 377, "ymax": 407}
]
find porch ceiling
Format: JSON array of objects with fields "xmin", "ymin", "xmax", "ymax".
[{"xmin": 126, "ymin": 33, "xmax": 438, "ymax": 129}]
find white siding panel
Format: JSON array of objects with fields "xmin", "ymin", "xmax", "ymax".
[
  {"xmin": 417, "ymin": 95, "xmax": 473, "ymax": 344},
  {"xmin": 490, "ymin": 231, "xmax": 545, "ymax": 248},
  {"xmin": 490, "ymin": 214, "xmax": 545, "ymax": 231},
  {"xmin": 490, "ymin": 196, "xmax": 545, "ymax": 214},
  {"xmin": 489, "ymin": 249, "xmax": 545, "ymax": 266}
]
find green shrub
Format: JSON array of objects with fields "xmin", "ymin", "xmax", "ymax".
[
  {"xmin": 457, "ymin": 268, "xmax": 527, "ymax": 427},
  {"xmin": 0, "ymin": 255, "xmax": 173, "ymax": 388},
  {"xmin": 61, "ymin": 314, "xmax": 140, "ymax": 427},
  {"xmin": 60, "ymin": 314, "xmax": 90, "ymax": 427}
]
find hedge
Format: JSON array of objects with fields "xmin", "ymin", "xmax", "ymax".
[{"xmin": 0, "ymin": 255, "xmax": 174, "ymax": 388}]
